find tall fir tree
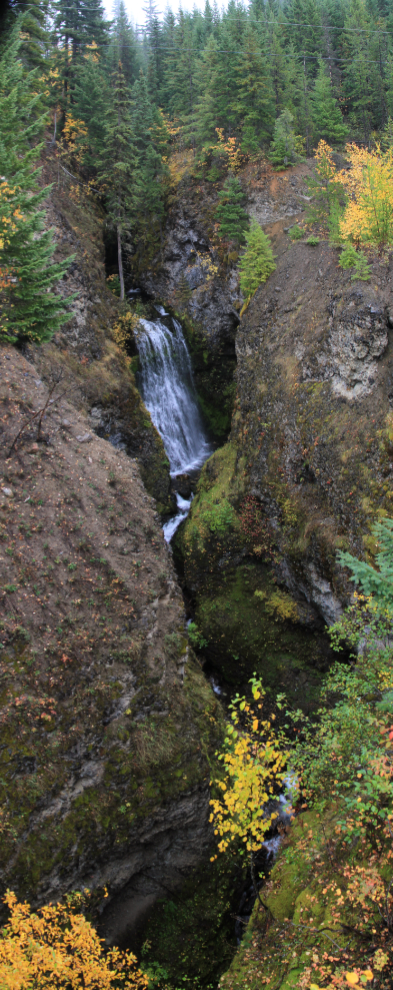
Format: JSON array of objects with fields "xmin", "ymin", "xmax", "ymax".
[
  {"xmin": 283, "ymin": 0, "xmax": 323, "ymax": 72},
  {"xmin": 215, "ymin": 176, "xmax": 249, "ymax": 242},
  {"xmin": 194, "ymin": 35, "xmax": 223, "ymax": 144},
  {"xmin": 131, "ymin": 71, "xmax": 169, "ymax": 248},
  {"xmin": 53, "ymin": 0, "xmax": 85, "ymax": 109},
  {"xmin": 269, "ymin": 108, "xmax": 301, "ymax": 167},
  {"xmin": 235, "ymin": 25, "xmax": 275, "ymax": 145},
  {"xmin": 311, "ymin": 58, "xmax": 348, "ymax": 145},
  {"xmin": 107, "ymin": 2, "xmax": 140, "ymax": 89},
  {"xmin": 341, "ymin": 0, "xmax": 382, "ymax": 143},
  {"xmin": 165, "ymin": 11, "xmax": 197, "ymax": 124},
  {"xmin": 98, "ymin": 62, "xmax": 139, "ymax": 300},
  {"xmin": 0, "ymin": 26, "xmax": 73, "ymax": 344},
  {"xmin": 73, "ymin": 47, "xmax": 108, "ymax": 166},
  {"xmin": 142, "ymin": 0, "xmax": 164, "ymax": 105},
  {"xmin": 53, "ymin": 0, "xmax": 110, "ymax": 113}
]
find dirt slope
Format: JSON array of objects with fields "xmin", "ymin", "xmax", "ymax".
[{"xmin": 0, "ymin": 345, "xmax": 221, "ymax": 930}]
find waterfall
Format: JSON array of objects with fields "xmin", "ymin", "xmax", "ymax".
[{"xmin": 135, "ymin": 314, "xmax": 212, "ymax": 539}]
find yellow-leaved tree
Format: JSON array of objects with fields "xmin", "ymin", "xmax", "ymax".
[
  {"xmin": 0, "ymin": 890, "xmax": 149, "ymax": 989},
  {"xmin": 209, "ymin": 676, "xmax": 289, "ymax": 907},
  {"xmin": 337, "ymin": 144, "xmax": 393, "ymax": 248}
]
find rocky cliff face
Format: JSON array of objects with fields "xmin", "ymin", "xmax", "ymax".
[
  {"xmin": 40, "ymin": 158, "xmax": 173, "ymax": 514},
  {"xmin": 176, "ymin": 161, "xmax": 393, "ymax": 704},
  {"xmin": 138, "ymin": 186, "xmax": 240, "ymax": 440},
  {"xmin": 0, "ymin": 158, "xmax": 224, "ymax": 927}
]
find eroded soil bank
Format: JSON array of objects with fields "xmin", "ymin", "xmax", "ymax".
[{"xmin": 0, "ymin": 151, "xmax": 224, "ymax": 936}]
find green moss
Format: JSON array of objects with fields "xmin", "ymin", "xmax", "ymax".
[
  {"xmin": 194, "ymin": 565, "xmax": 326, "ymax": 702},
  {"xmin": 179, "ymin": 313, "xmax": 236, "ymax": 442},
  {"xmin": 183, "ymin": 442, "xmax": 243, "ymax": 555},
  {"xmin": 221, "ymin": 804, "xmax": 393, "ymax": 990},
  {"xmin": 181, "ymin": 444, "xmax": 330, "ymax": 706}
]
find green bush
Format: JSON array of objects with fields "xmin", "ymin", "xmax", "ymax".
[
  {"xmin": 288, "ymin": 225, "xmax": 303, "ymax": 241},
  {"xmin": 339, "ymin": 242, "xmax": 371, "ymax": 280},
  {"xmin": 187, "ymin": 622, "xmax": 208, "ymax": 651},
  {"xmin": 306, "ymin": 234, "xmax": 319, "ymax": 245},
  {"xmin": 239, "ymin": 219, "xmax": 275, "ymax": 305}
]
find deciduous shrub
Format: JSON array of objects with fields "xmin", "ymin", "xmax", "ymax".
[{"xmin": 0, "ymin": 890, "xmax": 149, "ymax": 989}]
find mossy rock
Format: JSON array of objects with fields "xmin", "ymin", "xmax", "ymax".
[
  {"xmin": 181, "ymin": 444, "xmax": 332, "ymax": 707},
  {"xmin": 221, "ymin": 806, "xmax": 393, "ymax": 990}
]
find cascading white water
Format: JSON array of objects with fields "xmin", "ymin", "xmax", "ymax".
[
  {"xmin": 136, "ymin": 316, "xmax": 211, "ymax": 476},
  {"xmin": 135, "ymin": 315, "xmax": 212, "ymax": 540}
]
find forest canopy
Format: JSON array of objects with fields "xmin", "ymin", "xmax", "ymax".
[{"xmin": 2, "ymin": 0, "xmax": 393, "ymax": 329}]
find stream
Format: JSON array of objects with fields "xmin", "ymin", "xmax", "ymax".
[
  {"xmin": 134, "ymin": 309, "xmax": 212, "ymax": 541},
  {"xmin": 132, "ymin": 305, "xmax": 295, "ymax": 985}
]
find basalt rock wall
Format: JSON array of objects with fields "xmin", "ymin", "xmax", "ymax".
[{"xmin": 179, "ymin": 163, "xmax": 393, "ymax": 704}]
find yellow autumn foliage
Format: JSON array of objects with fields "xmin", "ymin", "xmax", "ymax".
[
  {"xmin": 0, "ymin": 179, "xmax": 25, "ymax": 250},
  {"xmin": 336, "ymin": 143, "xmax": 393, "ymax": 247},
  {"xmin": 112, "ymin": 310, "xmax": 140, "ymax": 350},
  {"xmin": 0, "ymin": 890, "xmax": 149, "ymax": 989},
  {"xmin": 314, "ymin": 139, "xmax": 337, "ymax": 188},
  {"xmin": 210, "ymin": 677, "xmax": 289, "ymax": 856}
]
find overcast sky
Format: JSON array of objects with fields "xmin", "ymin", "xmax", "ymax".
[{"xmin": 104, "ymin": 0, "xmax": 209, "ymax": 31}]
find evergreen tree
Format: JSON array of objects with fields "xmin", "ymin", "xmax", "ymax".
[
  {"xmin": 0, "ymin": 27, "xmax": 73, "ymax": 344},
  {"xmin": 283, "ymin": 0, "xmax": 323, "ymax": 72},
  {"xmin": 142, "ymin": 0, "xmax": 164, "ymax": 105},
  {"xmin": 235, "ymin": 25, "xmax": 275, "ymax": 144},
  {"xmin": 311, "ymin": 58, "xmax": 348, "ymax": 145},
  {"xmin": 338, "ymin": 517, "xmax": 393, "ymax": 610},
  {"xmin": 194, "ymin": 36, "xmax": 222, "ymax": 144},
  {"xmin": 1, "ymin": 0, "xmax": 50, "ymax": 69},
  {"xmin": 107, "ymin": 2, "xmax": 140, "ymax": 89},
  {"xmin": 81, "ymin": 0, "xmax": 110, "ymax": 52},
  {"xmin": 266, "ymin": 21, "xmax": 293, "ymax": 120},
  {"xmin": 98, "ymin": 62, "xmax": 139, "ymax": 300},
  {"xmin": 53, "ymin": 0, "xmax": 110, "ymax": 111},
  {"xmin": 165, "ymin": 11, "xmax": 197, "ymax": 123},
  {"xmin": 53, "ymin": 0, "xmax": 85, "ymax": 107},
  {"xmin": 341, "ymin": 0, "xmax": 382, "ymax": 143},
  {"xmin": 73, "ymin": 47, "xmax": 108, "ymax": 166},
  {"xmin": 269, "ymin": 108, "xmax": 301, "ymax": 168},
  {"xmin": 239, "ymin": 219, "xmax": 276, "ymax": 303},
  {"xmin": 158, "ymin": 8, "xmax": 176, "ymax": 112},
  {"xmin": 131, "ymin": 70, "xmax": 169, "ymax": 245},
  {"xmin": 215, "ymin": 176, "xmax": 249, "ymax": 243}
]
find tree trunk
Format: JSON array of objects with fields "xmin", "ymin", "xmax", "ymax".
[
  {"xmin": 303, "ymin": 54, "xmax": 310, "ymax": 157},
  {"xmin": 117, "ymin": 223, "xmax": 125, "ymax": 301}
]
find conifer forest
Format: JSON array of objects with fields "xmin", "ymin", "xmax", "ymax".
[{"xmin": 2, "ymin": 0, "xmax": 393, "ymax": 988}]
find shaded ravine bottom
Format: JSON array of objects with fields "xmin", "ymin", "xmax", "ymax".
[
  {"xmin": 129, "ymin": 852, "xmax": 246, "ymax": 989},
  {"xmin": 111, "ymin": 306, "xmax": 288, "ymax": 987}
]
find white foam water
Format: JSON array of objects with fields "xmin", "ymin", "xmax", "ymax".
[
  {"xmin": 135, "ymin": 317, "xmax": 211, "ymax": 478},
  {"xmin": 135, "ymin": 315, "xmax": 212, "ymax": 542},
  {"xmin": 162, "ymin": 493, "xmax": 192, "ymax": 542}
]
